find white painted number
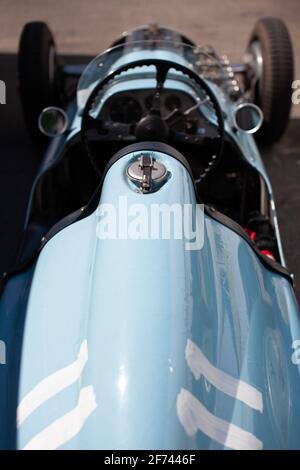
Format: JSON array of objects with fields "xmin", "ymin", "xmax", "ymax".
[{"xmin": 291, "ymin": 340, "xmax": 300, "ymax": 365}]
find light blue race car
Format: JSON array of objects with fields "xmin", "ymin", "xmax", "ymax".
[{"xmin": 0, "ymin": 19, "xmax": 299, "ymax": 450}]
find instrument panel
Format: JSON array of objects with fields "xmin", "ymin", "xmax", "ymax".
[
  {"xmin": 106, "ymin": 90, "xmax": 189, "ymax": 123},
  {"xmin": 97, "ymin": 88, "xmax": 218, "ymax": 142}
]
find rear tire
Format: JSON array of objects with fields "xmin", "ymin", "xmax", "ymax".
[
  {"xmin": 246, "ymin": 17, "xmax": 294, "ymax": 145},
  {"xmin": 18, "ymin": 22, "xmax": 60, "ymax": 141}
]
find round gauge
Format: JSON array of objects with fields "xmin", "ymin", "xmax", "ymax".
[
  {"xmin": 165, "ymin": 94, "xmax": 182, "ymax": 111},
  {"xmin": 109, "ymin": 96, "xmax": 142, "ymax": 124}
]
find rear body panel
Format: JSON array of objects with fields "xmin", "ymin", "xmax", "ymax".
[{"xmin": 1, "ymin": 152, "xmax": 298, "ymax": 449}]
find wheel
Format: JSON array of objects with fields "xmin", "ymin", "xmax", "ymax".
[
  {"xmin": 246, "ymin": 17, "xmax": 294, "ymax": 145},
  {"xmin": 18, "ymin": 22, "xmax": 61, "ymax": 141}
]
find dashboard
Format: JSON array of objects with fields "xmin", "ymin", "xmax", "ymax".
[{"xmin": 96, "ymin": 88, "xmax": 218, "ymax": 143}]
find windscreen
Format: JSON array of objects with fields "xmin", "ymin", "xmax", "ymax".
[{"xmin": 77, "ymin": 40, "xmax": 226, "ymax": 110}]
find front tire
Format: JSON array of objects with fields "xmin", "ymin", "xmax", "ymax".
[
  {"xmin": 246, "ymin": 17, "xmax": 294, "ymax": 145},
  {"xmin": 18, "ymin": 22, "xmax": 60, "ymax": 141}
]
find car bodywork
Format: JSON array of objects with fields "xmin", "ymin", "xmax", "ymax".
[{"xmin": 0, "ymin": 25, "xmax": 300, "ymax": 450}]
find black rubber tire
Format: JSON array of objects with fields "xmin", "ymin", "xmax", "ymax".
[
  {"xmin": 18, "ymin": 22, "xmax": 59, "ymax": 140},
  {"xmin": 248, "ymin": 17, "xmax": 294, "ymax": 145}
]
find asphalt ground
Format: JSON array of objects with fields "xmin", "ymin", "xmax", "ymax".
[{"xmin": 0, "ymin": 0, "xmax": 299, "ymax": 302}]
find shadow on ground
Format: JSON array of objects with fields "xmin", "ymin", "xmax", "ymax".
[
  {"xmin": 0, "ymin": 53, "xmax": 90, "ymax": 272},
  {"xmin": 0, "ymin": 52, "xmax": 299, "ymax": 303},
  {"xmin": 263, "ymin": 120, "xmax": 300, "ymax": 302}
]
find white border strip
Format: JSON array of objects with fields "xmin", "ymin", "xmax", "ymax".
[
  {"xmin": 177, "ymin": 388, "xmax": 262, "ymax": 450},
  {"xmin": 17, "ymin": 339, "xmax": 88, "ymax": 427},
  {"xmin": 23, "ymin": 385, "xmax": 97, "ymax": 450},
  {"xmin": 185, "ymin": 339, "xmax": 263, "ymax": 413}
]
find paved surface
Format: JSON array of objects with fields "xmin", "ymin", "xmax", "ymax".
[
  {"xmin": 1, "ymin": 0, "xmax": 300, "ymax": 119},
  {"xmin": 0, "ymin": 0, "xmax": 300, "ymax": 302}
]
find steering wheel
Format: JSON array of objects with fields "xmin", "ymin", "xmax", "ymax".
[{"xmin": 81, "ymin": 58, "xmax": 225, "ymax": 180}]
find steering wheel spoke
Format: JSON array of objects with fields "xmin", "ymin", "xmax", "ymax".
[
  {"xmin": 155, "ymin": 62, "xmax": 170, "ymax": 88},
  {"xmin": 148, "ymin": 63, "xmax": 171, "ymax": 115}
]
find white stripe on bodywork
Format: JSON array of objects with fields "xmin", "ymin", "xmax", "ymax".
[
  {"xmin": 177, "ymin": 388, "xmax": 263, "ymax": 450},
  {"xmin": 23, "ymin": 385, "xmax": 97, "ymax": 450},
  {"xmin": 185, "ymin": 339, "xmax": 263, "ymax": 413},
  {"xmin": 17, "ymin": 339, "xmax": 88, "ymax": 427}
]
